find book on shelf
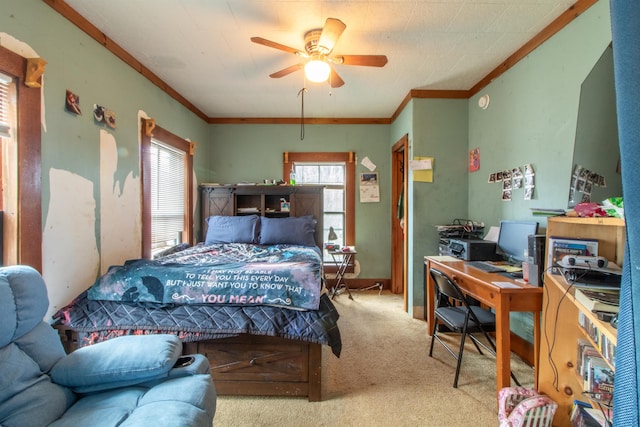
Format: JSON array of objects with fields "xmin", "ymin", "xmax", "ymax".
[
  {"xmin": 547, "ymin": 237, "xmax": 599, "ymax": 275},
  {"xmin": 573, "ymin": 280, "xmax": 621, "ymax": 291},
  {"xmin": 572, "ymin": 405, "xmax": 610, "ymax": 427},
  {"xmin": 587, "ymin": 357, "xmax": 614, "ymax": 404},
  {"xmin": 575, "ymin": 288, "xmax": 620, "ymax": 314},
  {"xmin": 236, "ymin": 207, "xmax": 260, "ymax": 213},
  {"xmin": 570, "ymin": 399, "xmax": 611, "ymax": 427},
  {"xmin": 577, "ymin": 339, "xmax": 599, "ymax": 376},
  {"xmin": 578, "ymin": 312, "xmax": 616, "ymax": 367}
]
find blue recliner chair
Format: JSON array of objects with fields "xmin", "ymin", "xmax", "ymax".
[{"xmin": 0, "ymin": 265, "xmax": 216, "ymax": 426}]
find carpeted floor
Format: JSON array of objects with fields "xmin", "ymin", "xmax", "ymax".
[{"xmin": 212, "ymin": 290, "xmax": 534, "ymax": 426}]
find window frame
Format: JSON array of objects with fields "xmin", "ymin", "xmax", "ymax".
[
  {"xmin": 283, "ymin": 152, "xmax": 355, "ymax": 245},
  {"xmin": 140, "ymin": 119, "xmax": 193, "ymax": 258},
  {"xmin": 0, "ymin": 45, "xmax": 42, "ymax": 271},
  {"xmin": 283, "ymin": 152, "xmax": 355, "ymax": 272}
]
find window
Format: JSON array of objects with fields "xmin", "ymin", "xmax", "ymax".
[
  {"xmin": 141, "ymin": 119, "xmax": 193, "ymax": 258},
  {"xmin": 0, "ymin": 47, "xmax": 42, "ymax": 270},
  {"xmin": 0, "ymin": 71, "xmax": 13, "ymax": 266},
  {"xmin": 0, "ymin": 71, "xmax": 12, "ymax": 138},
  {"xmin": 294, "ymin": 163, "xmax": 345, "ymax": 248},
  {"xmin": 283, "ymin": 152, "xmax": 355, "ymax": 265},
  {"xmin": 150, "ymin": 140, "xmax": 185, "ymax": 253}
]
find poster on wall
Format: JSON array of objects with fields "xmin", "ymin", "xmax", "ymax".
[
  {"xmin": 469, "ymin": 147, "xmax": 480, "ymax": 172},
  {"xmin": 412, "ymin": 156, "xmax": 434, "ymax": 182},
  {"xmin": 360, "ymin": 172, "xmax": 380, "ymax": 203}
]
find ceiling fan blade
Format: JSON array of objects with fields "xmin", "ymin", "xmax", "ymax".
[
  {"xmin": 318, "ymin": 18, "xmax": 346, "ymax": 54},
  {"xmin": 251, "ymin": 37, "xmax": 303, "ymax": 55},
  {"xmin": 329, "ymin": 66, "xmax": 345, "ymax": 88},
  {"xmin": 269, "ymin": 63, "xmax": 304, "ymax": 78},
  {"xmin": 337, "ymin": 55, "xmax": 388, "ymax": 67}
]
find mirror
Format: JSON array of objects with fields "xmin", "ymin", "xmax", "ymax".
[{"xmin": 568, "ymin": 44, "xmax": 622, "ymax": 208}]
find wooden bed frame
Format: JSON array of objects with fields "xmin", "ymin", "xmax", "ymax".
[
  {"xmin": 184, "ymin": 335, "xmax": 322, "ymax": 401},
  {"xmin": 53, "ymin": 184, "xmax": 329, "ymax": 402},
  {"xmin": 196, "ymin": 184, "xmax": 327, "ymax": 401}
]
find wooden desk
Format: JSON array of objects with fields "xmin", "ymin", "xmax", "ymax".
[{"xmin": 424, "ymin": 256, "xmax": 543, "ymax": 392}]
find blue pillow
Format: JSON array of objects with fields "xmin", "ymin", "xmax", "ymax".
[
  {"xmin": 259, "ymin": 216, "xmax": 317, "ymax": 247},
  {"xmin": 205, "ymin": 215, "xmax": 259, "ymax": 244}
]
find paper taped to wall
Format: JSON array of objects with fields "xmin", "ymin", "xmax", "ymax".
[
  {"xmin": 409, "ymin": 159, "xmax": 432, "ymax": 170},
  {"xmin": 360, "ymin": 156, "xmax": 377, "ymax": 171}
]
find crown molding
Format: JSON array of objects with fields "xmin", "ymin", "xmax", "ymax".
[
  {"xmin": 45, "ymin": 0, "xmax": 598, "ymax": 125},
  {"xmin": 208, "ymin": 117, "xmax": 390, "ymax": 125}
]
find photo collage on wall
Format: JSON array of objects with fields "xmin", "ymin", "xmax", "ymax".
[
  {"xmin": 568, "ymin": 164, "xmax": 607, "ymax": 205},
  {"xmin": 488, "ymin": 164, "xmax": 536, "ymax": 201}
]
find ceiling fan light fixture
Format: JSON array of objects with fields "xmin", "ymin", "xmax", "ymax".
[{"xmin": 304, "ymin": 58, "xmax": 330, "ymax": 83}]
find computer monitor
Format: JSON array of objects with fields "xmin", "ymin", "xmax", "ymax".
[{"xmin": 496, "ymin": 220, "xmax": 539, "ymax": 265}]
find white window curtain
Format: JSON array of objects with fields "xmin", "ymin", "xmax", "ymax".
[{"xmin": 150, "ymin": 139, "xmax": 185, "ymax": 253}]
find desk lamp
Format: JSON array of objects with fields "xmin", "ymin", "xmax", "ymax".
[{"xmin": 326, "ymin": 227, "xmax": 339, "ymax": 251}]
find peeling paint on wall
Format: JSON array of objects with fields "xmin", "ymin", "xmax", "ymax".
[
  {"xmin": 42, "ymin": 168, "xmax": 99, "ymax": 320},
  {"xmin": 100, "ymin": 129, "xmax": 141, "ymax": 274}
]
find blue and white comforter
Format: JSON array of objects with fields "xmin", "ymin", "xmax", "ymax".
[{"xmin": 88, "ymin": 243, "xmax": 323, "ymax": 310}]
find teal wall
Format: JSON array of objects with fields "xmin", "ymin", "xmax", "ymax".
[
  {"xmin": 409, "ymin": 99, "xmax": 468, "ymax": 314},
  {"xmin": 4, "ymin": 0, "xmax": 213, "ymax": 212},
  {"xmin": 466, "ymin": 0, "xmax": 613, "ymax": 341},
  {"xmin": 209, "ymin": 124, "xmax": 392, "ymax": 279},
  {"xmin": 1, "ymin": 0, "xmax": 211, "ymax": 316},
  {"xmin": 467, "ymin": 0, "xmax": 613, "ymax": 232}
]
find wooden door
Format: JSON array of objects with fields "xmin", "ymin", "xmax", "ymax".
[{"xmin": 391, "ymin": 135, "xmax": 409, "ymax": 310}]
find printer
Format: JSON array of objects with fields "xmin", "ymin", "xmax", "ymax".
[{"xmin": 443, "ymin": 239, "xmax": 500, "ymax": 261}]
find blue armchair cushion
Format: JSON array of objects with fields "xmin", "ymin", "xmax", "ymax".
[{"xmin": 50, "ymin": 334, "xmax": 182, "ymax": 393}]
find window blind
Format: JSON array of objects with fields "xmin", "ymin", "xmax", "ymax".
[
  {"xmin": 0, "ymin": 71, "xmax": 12, "ymax": 138},
  {"xmin": 150, "ymin": 139, "xmax": 185, "ymax": 251}
]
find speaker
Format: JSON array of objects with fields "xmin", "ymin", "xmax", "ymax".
[{"xmin": 527, "ymin": 234, "xmax": 546, "ymax": 286}]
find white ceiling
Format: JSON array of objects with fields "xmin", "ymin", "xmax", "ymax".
[{"xmin": 63, "ymin": 0, "xmax": 577, "ymax": 119}]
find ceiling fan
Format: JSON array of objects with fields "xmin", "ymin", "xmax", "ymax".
[{"xmin": 251, "ymin": 18, "xmax": 388, "ymax": 88}]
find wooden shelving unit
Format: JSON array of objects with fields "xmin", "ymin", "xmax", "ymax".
[{"xmin": 538, "ymin": 216, "xmax": 624, "ymax": 426}]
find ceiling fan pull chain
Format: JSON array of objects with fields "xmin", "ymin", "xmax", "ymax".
[{"xmin": 298, "ymin": 87, "xmax": 307, "ymax": 140}]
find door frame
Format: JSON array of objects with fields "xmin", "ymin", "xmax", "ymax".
[{"xmin": 391, "ymin": 135, "xmax": 409, "ymax": 310}]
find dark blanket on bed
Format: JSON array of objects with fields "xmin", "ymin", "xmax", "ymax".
[
  {"xmin": 88, "ymin": 243, "xmax": 323, "ymax": 310},
  {"xmin": 53, "ymin": 292, "xmax": 342, "ymax": 357}
]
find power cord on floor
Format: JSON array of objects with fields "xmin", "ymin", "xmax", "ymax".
[{"xmin": 354, "ymin": 282, "xmax": 384, "ymax": 295}]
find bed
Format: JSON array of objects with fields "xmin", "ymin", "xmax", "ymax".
[{"xmin": 53, "ymin": 214, "xmax": 341, "ymax": 402}]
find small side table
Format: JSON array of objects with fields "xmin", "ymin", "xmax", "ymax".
[{"xmin": 328, "ymin": 248, "xmax": 356, "ymax": 300}]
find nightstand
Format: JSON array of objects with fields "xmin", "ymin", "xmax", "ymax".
[{"xmin": 328, "ymin": 248, "xmax": 356, "ymax": 300}]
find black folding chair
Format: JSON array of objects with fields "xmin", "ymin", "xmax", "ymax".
[{"xmin": 428, "ymin": 268, "xmax": 520, "ymax": 388}]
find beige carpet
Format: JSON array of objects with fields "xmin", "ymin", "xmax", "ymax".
[{"xmin": 213, "ymin": 290, "xmax": 534, "ymax": 426}]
